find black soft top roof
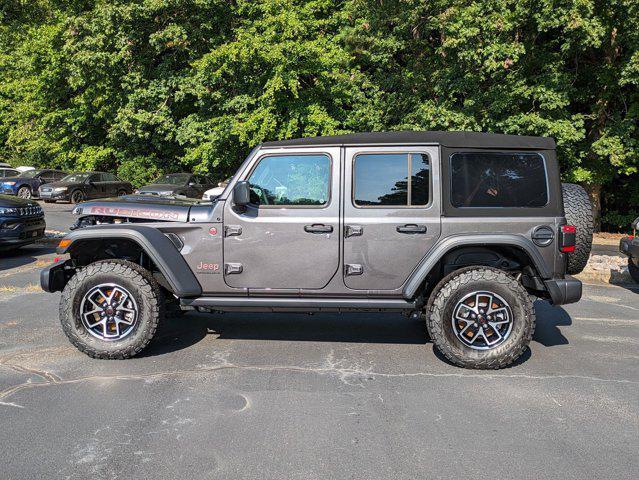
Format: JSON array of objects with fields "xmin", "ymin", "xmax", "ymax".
[{"xmin": 262, "ymin": 131, "xmax": 555, "ymax": 150}]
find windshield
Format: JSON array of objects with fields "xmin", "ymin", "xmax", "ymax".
[
  {"xmin": 61, "ymin": 173, "xmax": 91, "ymax": 183},
  {"xmin": 153, "ymin": 174, "xmax": 191, "ymax": 185},
  {"xmin": 18, "ymin": 170, "xmax": 43, "ymax": 178}
]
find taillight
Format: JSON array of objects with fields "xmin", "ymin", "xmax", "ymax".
[{"xmin": 560, "ymin": 225, "xmax": 576, "ymax": 253}]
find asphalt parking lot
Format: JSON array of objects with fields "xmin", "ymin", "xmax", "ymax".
[
  {"xmin": 1, "ymin": 201, "xmax": 638, "ymax": 479},
  {"xmin": 0, "ymin": 238, "xmax": 637, "ymax": 479}
]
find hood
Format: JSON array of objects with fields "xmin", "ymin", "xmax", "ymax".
[
  {"xmin": 74, "ymin": 195, "xmax": 205, "ymax": 223},
  {"xmin": 138, "ymin": 184, "xmax": 182, "ymax": 193},
  {"xmin": 0, "ymin": 194, "xmax": 39, "ymax": 207}
]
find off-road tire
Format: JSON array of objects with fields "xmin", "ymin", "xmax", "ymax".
[
  {"xmin": 562, "ymin": 183, "xmax": 594, "ymax": 274},
  {"xmin": 70, "ymin": 189, "xmax": 84, "ymax": 204},
  {"xmin": 629, "ymin": 261, "xmax": 639, "ymax": 284},
  {"xmin": 17, "ymin": 186, "xmax": 32, "ymax": 199},
  {"xmin": 60, "ymin": 260, "xmax": 164, "ymax": 359},
  {"xmin": 426, "ymin": 266, "xmax": 535, "ymax": 369}
]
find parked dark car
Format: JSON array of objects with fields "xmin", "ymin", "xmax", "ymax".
[
  {"xmin": 1, "ymin": 169, "xmax": 67, "ymax": 199},
  {"xmin": 39, "ymin": 172, "xmax": 133, "ymax": 204},
  {"xmin": 0, "ymin": 194, "xmax": 45, "ymax": 250},
  {"xmin": 137, "ymin": 173, "xmax": 215, "ymax": 198},
  {"xmin": 619, "ymin": 216, "xmax": 639, "ymax": 283},
  {"xmin": 0, "ymin": 167, "xmax": 20, "ymax": 178}
]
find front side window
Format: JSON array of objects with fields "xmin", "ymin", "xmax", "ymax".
[
  {"xmin": 247, "ymin": 154, "xmax": 330, "ymax": 206},
  {"xmin": 450, "ymin": 152, "xmax": 548, "ymax": 208},
  {"xmin": 353, "ymin": 153, "xmax": 430, "ymax": 207}
]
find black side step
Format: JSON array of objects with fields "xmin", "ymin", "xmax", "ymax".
[{"xmin": 181, "ymin": 297, "xmax": 417, "ymax": 312}]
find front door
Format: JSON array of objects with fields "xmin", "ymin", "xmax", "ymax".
[
  {"xmin": 223, "ymin": 147, "xmax": 341, "ymax": 290},
  {"xmin": 342, "ymin": 146, "xmax": 441, "ymax": 291}
]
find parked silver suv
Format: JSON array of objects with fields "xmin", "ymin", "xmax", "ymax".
[{"xmin": 41, "ymin": 132, "xmax": 593, "ymax": 368}]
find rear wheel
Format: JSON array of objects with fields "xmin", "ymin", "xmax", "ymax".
[
  {"xmin": 60, "ymin": 260, "xmax": 164, "ymax": 359},
  {"xmin": 562, "ymin": 183, "xmax": 594, "ymax": 274},
  {"xmin": 117, "ymin": 189, "xmax": 127, "ymax": 196},
  {"xmin": 426, "ymin": 267, "xmax": 535, "ymax": 369},
  {"xmin": 70, "ymin": 189, "xmax": 84, "ymax": 204},
  {"xmin": 17, "ymin": 186, "xmax": 32, "ymax": 199}
]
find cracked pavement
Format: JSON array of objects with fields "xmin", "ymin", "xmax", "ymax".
[{"xmin": 1, "ymin": 244, "xmax": 638, "ymax": 479}]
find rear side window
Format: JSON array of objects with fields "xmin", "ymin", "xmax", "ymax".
[
  {"xmin": 450, "ymin": 152, "xmax": 548, "ymax": 208},
  {"xmin": 354, "ymin": 153, "xmax": 430, "ymax": 207}
]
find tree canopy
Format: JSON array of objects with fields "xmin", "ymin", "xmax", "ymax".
[{"xmin": 1, "ymin": 0, "xmax": 637, "ymax": 230}]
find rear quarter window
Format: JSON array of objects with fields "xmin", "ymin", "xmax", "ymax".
[{"xmin": 450, "ymin": 152, "xmax": 548, "ymax": 208}]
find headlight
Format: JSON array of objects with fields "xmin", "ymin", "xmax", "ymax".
[
  {"xmin": 3, "ymin": 181, "xmax": 16, "ymax": 186},
  {"xmin": 53, "ymin": 187, "xmax": 67, "ymax": 192},
  {"xmin": 202, "ymin": 194, "xmax": 209, "ymax": 200},
  {"xmin": 0, "ymin": 207, "xmax": 18, "ymax": 216},
  {"xmin": 72, "ymin": 206, "xmax": 83, "ymax": 215}
]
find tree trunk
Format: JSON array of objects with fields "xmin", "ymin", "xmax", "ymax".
[{"xmin": 584, "ymin": 183, "xmax": 602, "ymax": 232}]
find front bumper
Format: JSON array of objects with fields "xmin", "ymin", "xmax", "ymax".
[
  {"xmin": 39, "ymin": 190, "xmax": 69, "ymax": 200},
  {"xmin": 544, "ymin": 277, "xmax": 582, "ymax": 305},
  {"xmin": 0, "ymin": 186, "xmax": 18, "ymax": 195},
  {"xmin": 619, "ymin": 237, "xmax": 639, "ymax": 264},
  {"xmin": 0, "ymin": 215, "xmax": 46, "ymax": 247}
]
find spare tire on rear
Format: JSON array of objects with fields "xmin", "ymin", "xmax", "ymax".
[{"xmin": 561, "ymin": 183, "xmax": 594, "ymax": 274}]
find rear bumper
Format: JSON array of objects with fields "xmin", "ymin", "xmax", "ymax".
[{"xmin": 544, "ymin": 277, "xmax": 582, "ymax": 305}]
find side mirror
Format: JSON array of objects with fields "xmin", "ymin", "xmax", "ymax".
[{"xmin": 233, "ymin": 181, "xmax": 250, "ymax": 207}]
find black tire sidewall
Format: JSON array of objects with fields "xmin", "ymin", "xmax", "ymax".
[
  {"xmin": 428, "ymin": 268, "xmax": 535, "ymax": 369},
  {"xmin": 440, "ymin": 279, "xmax": 529, "ymax": 363},
  {"xmin": 629, "ymin": 261, "xmax": 639, "ymax": 283},
  {"xmin": 62, "ymin": 264, "xmax": 160, "ymax": 357},
  {"xmin": 71, "ymin": 190, "xmax": 84, "ymax": 204}
]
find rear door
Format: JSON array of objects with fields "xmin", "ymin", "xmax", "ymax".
[
  {"xmin": 342, "ymin": 146, "xmax": 441, "ymax": 291},
  {"xmin": 223, "ymin": 147, "xmax": 340, "ymax": 290}
]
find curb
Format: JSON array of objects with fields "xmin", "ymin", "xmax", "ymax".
[{"xmin": 575, "ymin": 269, "xmax": 635, "ymax": 286}]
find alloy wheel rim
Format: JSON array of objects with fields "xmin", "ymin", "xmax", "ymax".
[
  {"xmin": 451, "ymin": 291, "xmax": 513, "ymax": 350},
  {"xmin": 80, "ymin": 283, "xmax": 139, "ymax": 341},
  {"xmin": 72, "ymin": 191, "xmax": 83, "ymax": 203},
  {"xmin": 19, "ymin": 188, "xmax": 31, "ymax": 199}
]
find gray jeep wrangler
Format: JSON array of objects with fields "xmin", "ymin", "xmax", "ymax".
[{"xmin": 41, "ymin": 132, "xmax": 593, "ymax": 369}]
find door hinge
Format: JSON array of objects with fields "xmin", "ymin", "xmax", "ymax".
[
  {"xmin": 344, "ymin": 225, "xmax": 363, "ymax": 238},
  {"xmin": 224, "ymin": 263, "xmax": 243, "ymax": 275},
  {"xmin": 344, "ymin": 264, "xmax": 363, "ymax": 276},
  {"xmin": 224, "ymin": 225, "xmax": 242, "ymax": 237}
]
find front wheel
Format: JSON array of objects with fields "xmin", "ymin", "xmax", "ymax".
[
  {"xmin": 426, "ymin": 267, "xmax": 535, "ymax": 369},
  {"xmin": 59, "ymin": 260, "xmax": 164, "ymax": 359},
  {"xmin": 17, "ymin": 186, "xmax": 32, "ymax": 199},
  {"xmin": 70, "ymin": 189, "xmax": 84, "ymax": 204}
]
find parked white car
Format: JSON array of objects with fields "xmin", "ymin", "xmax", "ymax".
[
  {"xmin": 16, "ymin": 166, "xmax": 35, "ymax": 172},
  {"xmin": 202, "ymin": 185, "xmax": 225, "ymax": 200},
  {"xmin": 201, "ymin": 178, "xmax": 230, "ymax": 200}
]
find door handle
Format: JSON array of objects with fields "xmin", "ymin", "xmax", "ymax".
[
  {"xmin": 396, "ymin": 224, "xmax": 427, "ymax": 234},
  {"xmin": 304, "ymin": 224, "xmax": 333, "ymax": 234}
]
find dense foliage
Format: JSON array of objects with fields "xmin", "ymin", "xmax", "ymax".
[{"xmin": 1, "ymin": 0, "xmax": 637, "ymax": 230}]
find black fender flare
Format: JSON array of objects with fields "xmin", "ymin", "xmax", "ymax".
[
  {"xmin": 55, "ymin": 225, "xmax": 202, "ymax": 297},
  {"xmin": 403, "ymin": 234, "xmax": 552, "ymax": 299}
]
